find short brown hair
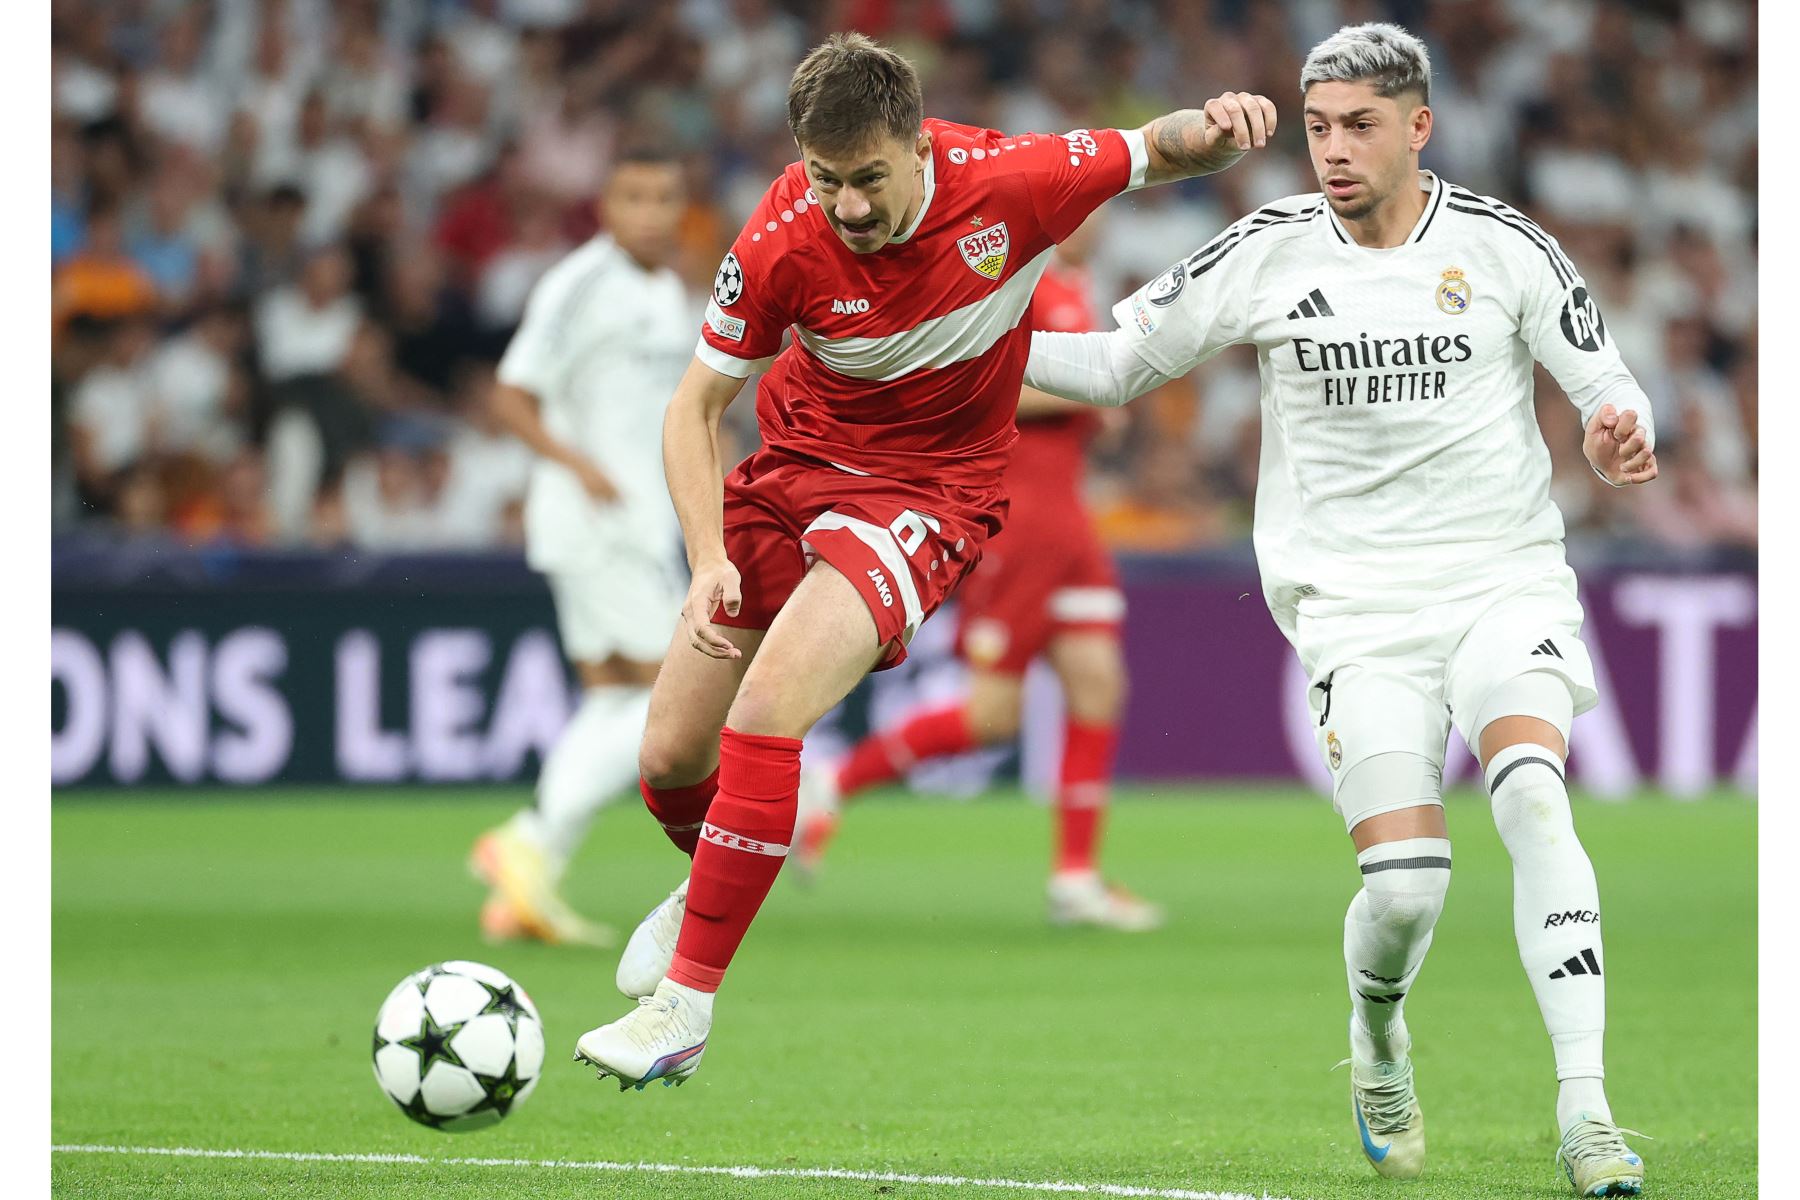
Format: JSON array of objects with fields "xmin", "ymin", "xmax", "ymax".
[{"xmin": 786, "ymin": 33, "xmax": 923, "ymax": 157}]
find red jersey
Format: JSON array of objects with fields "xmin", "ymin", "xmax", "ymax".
[
  {"xmin": 1013, "ymin": 262, "xmax": 1102, "ymax": 505},
  {"xmin": 697, "ymin": 118, "xmax": 1147, "ymax": 489}
]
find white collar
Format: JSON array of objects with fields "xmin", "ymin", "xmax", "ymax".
[
  {"xmin": 885, "ymin": 150, "xmax": 937, "ymax": 245},
  {"xmin": 1325, "ymin": 170, "xmax": 1444, "ymax": 248}
]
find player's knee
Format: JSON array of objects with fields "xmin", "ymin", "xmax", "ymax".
[
  {"xmin": 1355, "ymin": 839, "xmax": 1453, "ymax": 934},
  {"xmin": 965, "ymin": 694, "xmax": 1022, "ymax": 743},
  {"xmin": 1051, "ymin": 635, "xmax": 1126, "ymax": 723},
  {"xmin": 1064, "ymin": 664, "xmax": 1125, "ymax": 723},
  {"xmin": 723, "ymin": 678, "xmax": 806, "ymax": 741},
  {"xmin": 637, "ymin": 727, "xmax": 711, "ymax": 789},
  {"xmin": 1361, "ymin": 870, "xmax": 1450, "ymax": 935},
  {"xmin": 1486, "ymin": 744, "xmax": 1576, "ymax": 859}
]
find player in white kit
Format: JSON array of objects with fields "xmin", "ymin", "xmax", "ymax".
[
  {"xmin": 470, "ymin": 149, "xmax": 695, "ymax": 947},
  {"xmin": 1024, "ymin": 25, "xmax": 1656, "ymax": 1197}
]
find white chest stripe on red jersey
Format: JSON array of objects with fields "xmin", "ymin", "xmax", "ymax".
[{"xmin": 790, "ymin": 247, "xmax": 1055, "ymax": 382}]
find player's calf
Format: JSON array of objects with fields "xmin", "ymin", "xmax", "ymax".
[
  {"xmin": 639, "ymin": 771, "xmax": 718, "ymax": 857},
  {"xmin": 1344, "ymin": 832, "xmax": 1451, "ymax": 1063},
  {"xmin": 1486, "ymin": 738, "xmax": 1616, "ymax": 1135}
]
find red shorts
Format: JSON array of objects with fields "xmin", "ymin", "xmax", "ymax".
[
  {"xmin": 953, "ymin": 496, "xmax": 1123, "ymax": 675},
  {"xmin": 715, "ymin": 447, "xmax": 1006, "ymax": 668}
]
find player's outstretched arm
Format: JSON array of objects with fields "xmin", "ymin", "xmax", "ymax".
[
  {"xmin": 1024, "ymin": 328, "xmax": 1174, "ymax": 408},
  {"xmin": 663, "ymin": 357, "xmax": 749, "ymax": 659},
  {"xmin": 1139, "ymin": 93, "xmax": 1278, "ymax": 186}
]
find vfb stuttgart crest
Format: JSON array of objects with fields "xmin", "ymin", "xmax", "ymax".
[
  {"xmin": 957, "ymin": 221, "xmax": 1010, "ymax": 280},
  {"xmin": 1435, "ymin": 266, "xmax": 1471, "ymax": 315}
]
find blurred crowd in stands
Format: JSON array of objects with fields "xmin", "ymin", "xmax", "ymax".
[{"xmin": 51, "ymin": 0, "xmax": 1757, "ymax": 557}]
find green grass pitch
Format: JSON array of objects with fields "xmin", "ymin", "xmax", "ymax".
[{"xmin": 52, "ymin": 786, "xmax": 1755, "ymax": 1198}]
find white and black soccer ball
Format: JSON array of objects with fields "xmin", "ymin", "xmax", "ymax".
[{"xmin": 372, "ymin": 960, "xmax": 545, "ymax": 1132}]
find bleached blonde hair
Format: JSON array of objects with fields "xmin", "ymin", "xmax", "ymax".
[{"xmin": 1300, "ymin": 23, "xmax": 1432, "ymax": 105}]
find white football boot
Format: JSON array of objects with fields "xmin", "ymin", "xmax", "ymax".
[
  {"xmin": 1557, "ymin": 1117, "xmax": 1646, "ymax": 1196},
  {"xmin": 574, "ymin": 978, "xmax": 711, "ymax": 1090},
  {"xmin": 616, "ymin": 876, "xmax": 688, "ymax": 998},
  {"xmin": 1046, "ymin": 871, "xmax": 1165, "ymax": 932},
  {"xmin": 469, "ymin": 820, "xmax": 616, "ymax": 948},
  {"xmin": 1341, "ymin": 1027, "xmax": 1427, "ymax": 1179},
  {"xmin": 791, "ymin": 764, "xmax": 843, "ymax": 884}
]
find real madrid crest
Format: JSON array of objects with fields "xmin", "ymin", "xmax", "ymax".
[
  {"xmin": 1435, "ymin": 267, "xmax": 1471, "ymax": 315},
  {"xmin": 1326, "ymin": 730, "xmax": 1344, "ymax": 771}
]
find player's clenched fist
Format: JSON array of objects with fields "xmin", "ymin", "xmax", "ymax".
[
  {"xmin": 683, "ymin": 557, "xmax": 744, "ymax": 659},
  {"xmin": 1583, "ymin": 404, "xmax": 1658, "ymax": 486},
  {"xmin": 1202, "ymin": 91, "xmax": 1278, "ymax": 157}
]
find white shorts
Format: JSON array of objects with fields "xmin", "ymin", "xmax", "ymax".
[
  {"xmin": 545, "ymin": 555, "xmax": 683, "ymax": 665},
  {"xmin": 1295, "ymin": 569, "xmax": 1598, "ymax": 826}
]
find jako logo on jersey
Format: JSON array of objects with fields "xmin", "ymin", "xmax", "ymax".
[
  {"xmin": 1544, "ymin": 909, "xmax": 1600, "ymax": 928},
  {"xmin": 1559, "ymin": 285, "xmax": 1607, "ymax": 351},
  {"xmin": 713, "ymin": 252, "xmax": 744, "ymax": 307},
  {"xmin": 1146, "ymin": 264, "xmax": 1186, "ymax": 307},
  {"xmin": 957, "ymin": 221, "xmax": 1010, "ymax": 280},
  {"xmin": 866, "ymin": 568, "xmax": 894, "ymax": 607},
  {"xmin": 1435, "ymin": 267, "xmax": 1471, "ymax": 314},
  {"xmin": 831, "ymin": 298, "xmax": 870, "ymax": 314}
]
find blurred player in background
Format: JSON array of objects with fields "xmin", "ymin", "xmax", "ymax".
[
  {"xmin": 469, "ymin": 148, "xmax": 694, "ymax": 947},
  {"xmin": 571, "ymin": 32, "xmax": 1275, "ymax": 1091},
  {"xmin": 793, "ymin": 217, "xmax": 1162, "ymax": 933},
  {"xmin": 1026, "ymin": 24, "xmax": 1655, "ymax": 1196}
]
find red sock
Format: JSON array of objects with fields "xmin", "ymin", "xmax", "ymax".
[
  {"xmin": 640, "ymin": 768, "xmax": 719, "ymax": 857},
  {"xmin": 667, "ymin": 727, "xmax": 801, "ymax": 992},
  {"xmin": 836, "ymin": 704, "xmax": 976, "ymax": 798},
  {"xmin": 1055, "ymin": 719, "xmax": 1117, "ymax": 875}
]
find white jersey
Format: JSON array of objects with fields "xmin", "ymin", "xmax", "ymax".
[
  {"xmin": 497, "ymin": 235, "xmax": 695, "ymax": 573},
  {"xmin": 1102, "ymin": 172, "xmax": 1652, "ymax": 632}
]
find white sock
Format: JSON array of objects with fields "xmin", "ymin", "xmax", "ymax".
[
  {"xmin": 516, "ymin": 685, "xmax": 652, "ymax": 871},
  {"xmin": 1486, "ymin": 743, "xmax": 1613, "ymax": 1132},
  {"xmin": 657, "ymin": 976, "xmax": 717, "ymax": 1015},
  {"xmin": 1345, "ymin": 837, "xmax": 1452, "ymax": 1063}
]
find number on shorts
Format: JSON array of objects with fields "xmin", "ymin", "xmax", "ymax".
[{"xmin": 888, "ymin": 509, "xmax": 942, "ymax": 558}]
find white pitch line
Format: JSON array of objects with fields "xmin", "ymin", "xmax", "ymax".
[{"xmin": 51, "ymin": 1143, "xmax": 1307, "ymax": 1200}]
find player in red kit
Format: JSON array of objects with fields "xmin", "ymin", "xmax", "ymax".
[
  {"xmin": 574, "ymin": 32, "xmax": 1276, "ymax": 1091},
  {"xmin": 792, "ymin": 220, "xmax": 1162, "ymax": 932}
]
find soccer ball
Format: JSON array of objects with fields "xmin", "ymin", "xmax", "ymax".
[{"xmin": 371, "ymin": 960, "xmax": 545, "ymax": 1131}]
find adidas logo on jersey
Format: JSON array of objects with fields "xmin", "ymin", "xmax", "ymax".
[
  {"xmin": 1530, "ymin": 639, "xmax": 1565, "ymax": 659},
  {"xmin": 831, "ymin": 298, "xmax": 871, "ymax": 314},
  {"xmin": 1286, "ymin": 288, "xmax": 1335, "ymax": 319}
]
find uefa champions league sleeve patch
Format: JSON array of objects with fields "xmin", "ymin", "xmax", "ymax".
[
  {"xmin": 713, "ymin": 253, "xmax": 745, "ymax": 308},
  {"xmin": 1146, "ymin": 264, "xmax": 1186, "ymax": 307}
]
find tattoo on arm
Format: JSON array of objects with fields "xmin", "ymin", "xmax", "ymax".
[{"xmin": 1144, "ymin": 109, "xmax": 1237, "ymax": 184}]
